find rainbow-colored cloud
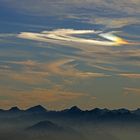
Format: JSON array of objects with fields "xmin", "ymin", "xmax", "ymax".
[{"xmin": 18, "ymin": 29, "xmax": 129, "ymax": 47}]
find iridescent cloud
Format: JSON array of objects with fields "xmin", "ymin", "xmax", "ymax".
[{"xmin": 18, "ymin": 29, "xmax": 129, "ymax": 47}]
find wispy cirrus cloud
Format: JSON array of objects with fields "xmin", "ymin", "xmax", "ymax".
[
  {"xmin": 87, "ymin": 17, "xmax": 140, "ymax": 28},
  {"xmin": 0, "ymin": 85, "xmax": 96, "ymax": 110},
  {"xmin": 0, "ymin": 59, "xmax": 109, "ymax": 85},
  {"xmin": 119, "ymin": 73, "xmax": 140, "ymax": 79},
  {"xmin": 18, "ymin": 29, "xmax": 129, "ymax": 47},
  {"xmin": 0, "ymin": 69, "xmax": 49, "ymax": 85},
  {"xmin": 45, "ymin": 59, "xmax": 109, "ymax": 78},
  {"xmin": 1, "ymin": 0, "xmax": 140, "ymax": 16},
  {"xmin": 124, "ymin": 87, "xmax": 140, "ymax": 95}
]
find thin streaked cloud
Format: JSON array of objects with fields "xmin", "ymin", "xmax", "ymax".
[
  {"xmin": 1, "ymin": 0, "xmax": 140, "ymax": 16},
  {"xmin": 119, "ymin": 73, "xmax": 140, "ymax": 79},
  {"xmin": 0, "ymin": 85, "xmax": 95, "ymax": 110},
  {"xmin": 0, "ymin": 59, "xmax": 109, "ymax": 85},
  {"xmin": 18, "ymin": 29, "xmax": 130, "ymax": 46},
  {"xmin": 124, "ymin": 87, "xmax": 140, "ymax": 95}
]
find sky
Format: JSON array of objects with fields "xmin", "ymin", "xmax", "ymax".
[{"xmin": 0, "ymin": 0, "xmax": 140, "ymax": 110}]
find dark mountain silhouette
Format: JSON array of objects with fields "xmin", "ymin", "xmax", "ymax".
[
  {"xmin": 0, "ymin": 109, "xmax": 5, "ymax": 112},
  {"xmin": 25, "ymin": 105, "xmax": 47, "ymax": 113},
  {"xmin": 26, "ymin": 120, "xmax": 86, "ymax": 140},
  {"xmin": 133, "ymin": 108, "xmax": 140, "ymax": 115},
  {"xmin": 2, "ymin": 105, "xmax": 140, "ymax": 117},
  {"xmin": 89, "ymin": 108, "xmax": 109, "ymax": 115},
  {"xmin": 8, "ymin": 107, "xmax": 21, "ymax": 112},
  {"xmin": 27, "ymin": 120, "xmax": 64, "ymax": 132},
  {"xmin": 0, "ymin": 105, "xmax": 140, "ymax": 122},
  {"xmin": 62, "ymin": 106, "xmax": 82, "ymax": 113}
]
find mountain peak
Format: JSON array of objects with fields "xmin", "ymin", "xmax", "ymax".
[
  {"xmin": 9, "ymin": 106, "xmax": 21, "ymax": 112},
  {"xmin": 91, "ymin": 108, "xmax": 102, "ymax": 112},
  {"xmin": 69, "ymin": 106, "xmax": 81, "ymax": 112},
  {"xmin": 70, "ymin": 106, "xmax": 80, "ymax": 109},
  {"xmin": 26, "ymin": 105, "xmax": 47, "ymax": 113},
  {"xmin": 27, "ymin": 120, "xmax": 62, "ymax": 131},
  {"xmin": 89, "ymin": 108, "xmax": 109, "ymax": 115},
  {"xmin": 61, "ymin": 106, "xmax": 82, "ymax": 113}
]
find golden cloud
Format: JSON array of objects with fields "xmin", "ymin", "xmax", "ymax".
[
  {"xmin": 46, "ymin": 59, "xmax": 110, "ymax": 78},
  {"xmin": 0, "ymin": 59, "xmax": 109, "ymax": 85},
  {"xmin": 0, "ymin": 86, "xmax": 94, "ymax": 110}
]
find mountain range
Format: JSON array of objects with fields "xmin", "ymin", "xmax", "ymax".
[
  {"xmin": 1, "ymin": 105, "xmax": 140, "ymax": 119},
  {"xmin": 0, "ymin": 105, "xmax": 140, "ymax": 140}
]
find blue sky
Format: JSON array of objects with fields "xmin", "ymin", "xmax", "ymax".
[{"xmin": 0, "ymin": 0, "xmax": 140, "ymax": 110}]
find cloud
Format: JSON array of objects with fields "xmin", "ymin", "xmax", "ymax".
[
  {"xmin": 0, "ymin": 59, "xmax": 109, "ymax": 86},
  {"xmin": 1, "ymin": 0, "xmax": 140, "ymax": 17},
  {"xmin": 0, "ymin": 33, "xmax": 16, "ymax": 37},
  {"xmin": 119, "ymin": 73, "xmax": 140, "ymax": 79},
  {"xmin": 9, "ymin": 60, "xmax": 38, "ymax": 67},
  {"xmin": 124, "ymin": 87, "xmax": 140, "ymax": 95},
  {"xmin": 46, "ymin": 59, "xmax": 110, "ymax": 78},
  {"xmin": 87, "ymin": 17, "xmax": 140, "ymax": 28},
  {"xmin": 0, "ymin": 86, "xmax": 95, "ymax": 110},
  {"xmin": 0, "ymin": 60, "xmax": 49, "ymax": 85},
  {"xmin": 17, "ymin": 29, "xmax": 140, "ymax": 74},
  {"xmin": 68, "ymin": 15, "xmax": 140, "ymax": 30},
  {"xmin": 91, "ymin": 64, "xmax": 121, "ymax": 72},
  {"xmin": 18, "ymin": 29, "xmax": 129, "ymax": 47},
  {"xmin": 0, "ymin": 69, "xmax": 49, "ymax": 85}
]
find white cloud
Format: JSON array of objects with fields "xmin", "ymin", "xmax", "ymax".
[{"xmin": 17, "ymin": 29, "xmax": 129, "ymax": 47}]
